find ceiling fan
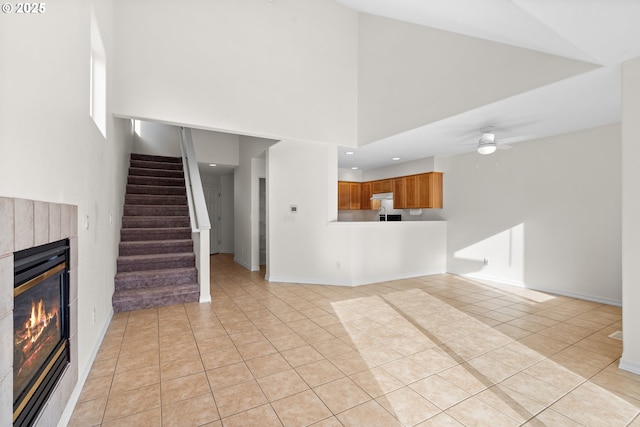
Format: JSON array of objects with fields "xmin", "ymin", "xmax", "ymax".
[{"xmin": 475, "ymin": 126, "xmax": 531, "ymax": 155}]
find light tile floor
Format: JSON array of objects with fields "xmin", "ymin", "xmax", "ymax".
[{"xmin": 69, "ymin": 254, "xmax": 640, "ymax": 426}]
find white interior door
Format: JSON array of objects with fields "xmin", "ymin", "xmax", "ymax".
[{"xmin": 204, "ymin": 185, "xmax": 221, "ymax": 254}]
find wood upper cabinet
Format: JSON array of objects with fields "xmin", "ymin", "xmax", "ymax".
[
  {"xmin": 349, "ymin": 182, "xmax": 361, "ymax": 210},
  {"xmin": 338, "ymin": 181, "xmax": 351, "ymax": 210},
  {"xmin": 340, "ymin": 173, "xmax": 442, "ymax": 210},
  {"xmin": 393, "ymin": 178, "xmax": 406, "ymax": 209},
  {"xmin": 371, "ymin": 179, "xmax": 393, "ymax": 194},
  {"xmin": 422, "ymin": 172, "xmax": 443, "ymax": 208},
  {"xmin": 405, "ymin": 175, "xmax": 419, "ymax": 208},
  {"xmin": 361, "ymin": 182, "xmax": 372, "ymax": 210},
  {"xmin": 338, "ymin": 181, "xmax": 363, "ymax": 210},
  {"xmin": 393, "ymin": 172, "xmax": 443, "ymax": 209}
]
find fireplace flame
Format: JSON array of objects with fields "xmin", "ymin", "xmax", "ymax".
[{"xmin": 18, "ymin": 299, "xmax": 59, "ymax": 353}]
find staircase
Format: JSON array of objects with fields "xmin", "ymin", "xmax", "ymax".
[{"xmin": 112, "ymin": 153, "xmax": 200, "ymax": 312}]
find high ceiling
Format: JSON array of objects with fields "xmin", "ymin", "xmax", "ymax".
[{"xmin": 335, "ymin": 0, "xmax": 640, "ymax": 171}]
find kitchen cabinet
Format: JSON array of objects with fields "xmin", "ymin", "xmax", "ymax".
[
  {"xmin": 361, "ymin": 182, "xmax": 380, "ymax": 211},
  {"xmin": 393, "ymin": 178, "xmax": 406, "ymax": 209},
  {"xmin": 393, "ymin": 172, "xmax": 443, "ymax": 209},
  {"xmin": 349, "ymin": 182, "xmax": 361, "ymax": 209},
  {"xmin": 371, "ymin": 179, "xmax": 393, "ymax": 194},
  {"xmin": 338, "ymin": 181, "xmax": 351, "ymax": 210},
  {"xmin": 421, "ymin": 172, "xmax": 443, "ymax": 208},
  {"xmin": 405, "ymin": 175, "xmax": 419, "ymax": 208},
  {"xmin": 338, "ymin": 181, "xmax": 363, "ymax": 210},
  {"xmin": 361, "ymin": 182, "xmax": 372, "ymax": 210},
  {"xmin": 339, "ymin": 173, "xmax": 442, "ymax": 211}
]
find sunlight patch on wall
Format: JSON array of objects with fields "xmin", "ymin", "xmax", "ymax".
[{"xmin": 453, "ymin": 223, "xmax": 525, "ymax": 283}]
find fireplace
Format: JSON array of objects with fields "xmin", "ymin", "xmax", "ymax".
[{"xmin": 13, "ymin": 239, "xmax": 70, "ymax": 427}]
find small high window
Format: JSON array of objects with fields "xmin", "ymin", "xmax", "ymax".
[{"xmin": 90, "ymin": 11, "xmax": 106, "ymax": 138}]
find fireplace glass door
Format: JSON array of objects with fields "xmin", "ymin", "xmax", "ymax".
[{"xmin": 13, "ymin": 239, "xmax": 70, "ymax": 427}]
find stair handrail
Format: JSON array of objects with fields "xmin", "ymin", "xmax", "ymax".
[
  {"xmin": 179, "ymin": 127, "xmax": 211, "ymax": 232},
  {"xmin": 180, "ymin": 127, "xmax": 212, "ymax": 304},
  {"xmin": 180, "ymin": 141, "xmax": 197, "ymax": 232}
]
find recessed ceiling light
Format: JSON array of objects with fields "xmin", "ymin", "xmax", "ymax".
[
  {"xmin": 345, "ymin": 151, "xmax": 354, "ymax": 155},
  {"xmin": 392, "ymin": 157, "xmax": 400, "ymax": 161},
  {"xmin": 351, "ymin": 167, "xmax": 358, "ymax": 170},
  {"xmin": 209, "ymin": 163, "xmax": 217, "ymax": 167}
]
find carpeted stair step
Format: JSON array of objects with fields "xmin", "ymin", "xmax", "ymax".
[
  {"xmin": 126, "ymin": 184, "xmax": 186, "ymax": 196},
  {"xmin": 125, "ymin": 194, "xmax": 188, "ymax": 206},
  {"xmin": 130, "ymin": 159, "xmax": 183, "ymax": 171},
  {"xmin": 121, "ymin": 227, "xmax": 192, "ymax": 241},
  {"xmin": 122, "ymin": 216, "xmax": 190, "ymax": 229},
  {"xmin": 131, "ymin": 153, "xmax": 182, "ymax": 163},
  {"xmin": 115, "ymin": 267, "xmax": 198, "ymax": 290},
  {"xmin": 119, "ymin": 239, "xmax": 194, "ymax": 256},
  {"xmin": 117, "ymin": 252, "xmax": 195, "ymax": 272},
  {"xmin": 128, "ymin": 167, "xmax": 184, "ymax": 179},
  {"xmin": 124, "ymin": 205, "xmax": 189, "ymax": 217},
  {"xmin": 112, "ymin": 283, "xmax": 200, "ymax": 312},
  {"xmin": 128, "ymin": 175, "xmax": 185, "ymax": 187},
  {"xmin": 113, "ymin": 152, "xmax": 200, "ymax": 312}
]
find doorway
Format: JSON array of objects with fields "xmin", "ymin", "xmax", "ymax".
[
  {"xmin": 259, "ymin": 178, "xmax": 266, "ymax": 266},
  {"xmin": 203, "ymin": 185, "xmax": 221, "ymax": 254}
]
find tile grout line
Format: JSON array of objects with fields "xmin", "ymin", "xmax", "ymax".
[{"xmin": 72, "ymin": 255, "xmax": 627, "ymax": 426}]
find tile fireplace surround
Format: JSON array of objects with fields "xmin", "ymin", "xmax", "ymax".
[{"xmin": 1, "ymin": 197, "xmax": 79, "ymax": 427}]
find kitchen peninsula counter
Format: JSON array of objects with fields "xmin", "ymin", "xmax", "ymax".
[{"xmin": 326, "ymin": 220, "xmax": 447, "ymax": 285}]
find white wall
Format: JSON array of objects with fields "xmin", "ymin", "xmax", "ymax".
[
  {"xmin": 362, "ymin": 157, "xmax": 435, "ymax": 181},
  {"xmin": 440, "ymin": 124, "xmax": 622, "ymax": 304},
  {"xmin": 0, "ymin": 0, "xmax": 132, "ymax": 401},
  {"xmin": 113, "ymin": 0, "xmax": 358, "ymax": 145},
  {"xmin": 357, "ymin": 13, "xmax": 598, "ymax": 144},
  {"xmin": 338, "ymin": 168, "xmax": 363, "ymax": 182},
  {"xmin": 132, "ymin": 121, "xmax": 181, "ymax": 157},
  {"xmin": 192, "ymin": 129, "xmax": 240, "ymax": 167},
  {"xmin": 132, "ymin": 123, "xmax": 241, "ymax": 166},
  {"xmin": 346, "ymin": 222, "xmax": 447, "ymax": 284},
  {"xmin": 621, "ymin": 58, "xmax": 640, "ymax": 374},
  {"xmin": 268, "ymin": 141, "xmax": 446, "ymax": 285},
  {"xmin": 234, "ymin": 137, "xmax": 278, "ymax": 270},
  {"xmin": 267, "ymin": 140, "xmax": 352, "ymax": 284}
]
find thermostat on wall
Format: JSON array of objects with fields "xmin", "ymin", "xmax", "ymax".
[{"xmin": 290, "ymin": 205, "xmax": 298, "ymax": 213}]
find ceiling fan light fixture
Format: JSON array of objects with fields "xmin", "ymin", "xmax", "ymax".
[
  {"xmin": 481, "ymin": 132, "xmax": 495, "ymax": 143},
  {"xmin": 477, "ymin": 142, "xmax": 497, "ymax": 155}
]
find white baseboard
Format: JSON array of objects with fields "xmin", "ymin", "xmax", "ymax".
[
  {"xmin": 57, "ymin": 309, "xmax": 114, "ymax": 427},
  {"xmin": 233, "ymin": 257, "xmax": 251, "ymax": 270},
  {"xmin": 460, "ymin": 273, "xmax": 622, "ymax": 307},
  {"xmin": 619, "ymin": 358, "xmax": 640, "ymax": 375},
  {"xmin": 462, "ymin": 272, "xmax": 527, "ymax": 289},
  {"xmin": 266, "ymin": 275, "xmax": 354, "ymax": 287},
  {"xmin": 266, "ymin": 270, "xmax": 446, "ymax": 287}
]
